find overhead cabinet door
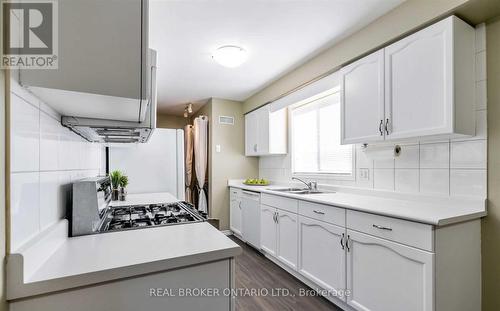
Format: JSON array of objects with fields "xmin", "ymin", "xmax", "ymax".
[
  {"xmin": 257, "ymin": 106, "xmax": 270, "ymax": 155},
  {"xmin": 245, "ymin": 112, "xmax": 259, "ymax": 156},
  {"xmin": 19, "ymin": 0, "xmax": 149, "ymax": 122},
  {"xmin": 244, "ymin": 104, "xmax": 287, "ymax": 156},
  {"xmin": 384, "ymin": 16, "xmax": 474, "ymax": 140},
  {"xmin": 346, "ymin": 230, "xmax": 434, "ymax": 311},
  {"xmin": 341, "ymin": 50, "xmax": 385, "ymax": 144},
  {"xmin": 339, "ymin": 16, "xmax": 474, "ymax": 144}
]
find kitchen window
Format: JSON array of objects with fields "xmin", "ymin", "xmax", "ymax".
[{"xmin": 291, "ymin": 91, "xmax": 354, "ymax": 178}]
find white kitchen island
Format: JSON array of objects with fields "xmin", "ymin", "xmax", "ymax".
[{"xmin": 7, "ymin": 193, "xmax": 241, "ymax": 311}]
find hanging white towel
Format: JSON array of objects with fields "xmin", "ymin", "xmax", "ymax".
[{"xmin": 193, "ymin": 116, "xmax": 208, "ymax": 213}]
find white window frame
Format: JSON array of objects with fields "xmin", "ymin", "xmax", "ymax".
[{"xmin": 290, "ymin": 88, "xmax": 355, "ymax": 181}]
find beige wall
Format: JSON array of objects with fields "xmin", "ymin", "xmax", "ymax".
[
  {"xmin": 210, "ymin": 99, "xmax": 258, "ymax": 230},
  {"xmin": 243, "ymin": 0, "xmax": 498, "ymax": 113},
  {"xmin": 193, "ymin": 99, "xmax": 258, "ymax": 230},
  {"xmin": 156, "ymin": 113, "xmax": 188, "ymax": 129},
  {"xmin": 484, "ymin": 16, "xmax": 500, "ymax": 311}
]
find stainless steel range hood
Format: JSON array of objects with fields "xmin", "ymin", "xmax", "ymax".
[
  {"xmin": 62, "ymin": 49, "xmax": 157, "ymax": 143},
  {"xmin": 61, "ymin": 113, "xmax": 155, "ymax": 143}
]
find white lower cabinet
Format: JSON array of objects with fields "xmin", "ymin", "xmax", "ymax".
[
  {"xmin": 345, "ymin": 230, "xmax": 434, "ymax": 311},
  {"xmin": 231, "ymin": 189, "xmax": 480, "ymax": 311},
  {"xmin": 260, "ymin": 205, "xmax": 298, "ymax": 269},
  {"xmin": 229, "ymin": 188, "xmax": 243, "ymax": 237},
  {"xmin": 298, "ymin": 216, "xmax": 346, "ymax": 300},
  {"xmin": 276, "ymin": 210, "xmax": 298, "ymax": 269},
  {"xmin": 260, "ymin": 205, "xmax": 277, "ymax": 256}
]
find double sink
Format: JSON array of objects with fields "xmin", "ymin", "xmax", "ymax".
[{"xmin": 268, "ymin": 188, "xmax": 331, "ymax": 195}]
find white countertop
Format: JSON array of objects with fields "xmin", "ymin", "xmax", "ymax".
[
  {"xmin": 109, "ymin": 192, "xmax": 180, "ymax": 207},
  {"xmin": 7, "ymin": 192, "xmax": 241, "ymax": 300},
  {"xmin": 228, "ymin": 181, "xmax": 486, "ymax": 226}
]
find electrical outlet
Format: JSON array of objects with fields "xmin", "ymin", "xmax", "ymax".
[
  {"xmin": 216, "ymin": 144, "xmax": 221, "ymax": 153},
  {"xmin": 359, "ymin": 168, "xmax": 370, "ymax": 181}
]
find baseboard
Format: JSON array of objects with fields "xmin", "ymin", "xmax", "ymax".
[{"xmin": 221, "ymin": 230, "xmax": 233, "ymax": 236}]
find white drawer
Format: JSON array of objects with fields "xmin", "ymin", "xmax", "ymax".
[
  {"xmin": 298, "ymin": 201, "xmax": 345, "ymax": 227},
  {"xmin": 346, "ymin": 210, "xmax": 434, "ymax": 251},
  {"xmin": 261, "ymin": 193, "xmax": 298, "ymax": 214},
  {"xmin": 230, "ymin": 187, "xmax": 242, "ymax": 198}
]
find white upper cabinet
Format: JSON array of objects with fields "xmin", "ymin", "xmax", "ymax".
[
  {"xmin": 19, "ymin": 0, "xmax": 150, "ymax": 122},
  {"xmin": 384, "ymin": 16, "xmax": 475, "ymax": 140},
  {"xmin": 341, "ymin": 50, "xmax": 385, "ymax": 144},
  {"xmin": 245, "ymin": 105, "xmax": 287, "ymax": 156},
  {"xmin": 341, "ymin": 16, "xmax": 475, "ymax": 144},
  {"xmin": 245, "ymin": 111, "xmax": 259, "ymax": 156}
]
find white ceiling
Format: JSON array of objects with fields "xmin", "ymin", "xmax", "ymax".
[{"xmin": 150, "ymin": 0, "xmax": 404, "ymax": 115}]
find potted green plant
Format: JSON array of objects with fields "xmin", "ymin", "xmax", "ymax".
[
  {"xmin": 109, "ymin": 170, "xmax": 122, "ymax": 201},
  {"xmin": 119, "ymin": 174, "xmax": 129, "ymax": 201}
]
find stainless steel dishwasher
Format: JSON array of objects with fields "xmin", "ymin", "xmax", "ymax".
[{"xmin": 240, "ymin": 190, "xmax": 261, "ymax": 249}]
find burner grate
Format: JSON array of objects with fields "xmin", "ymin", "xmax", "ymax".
[{"xmin": 100, "ymin": 201, "xmax": 204, "ymax": 233}]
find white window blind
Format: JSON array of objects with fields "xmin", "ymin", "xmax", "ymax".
[{"xmin": 292, "ymin": 92, "xmax": 353, "ymax": 176}]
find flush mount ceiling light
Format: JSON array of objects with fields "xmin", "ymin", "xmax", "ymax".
[{"xmin": 212, "ymin": 45, "xmax": 248, "ymax": 68}]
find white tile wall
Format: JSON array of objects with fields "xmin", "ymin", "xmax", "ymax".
[
  {"xmin": 374, "ymin": 169, "xmax": 394, "ymax": 191},
  {"xmin": 11, "ymin": 172, "xmax": 40, "ymax": 248},
  {"xmin": 10, "ymin": 93, "xmax": 39, "ymax": 173},
  {"xmin": 420, "ymin": 169, "xmax": 450, "ymax": 195},
  {"xmin": 395, "ymin": 144, "xmax": 419, "ymax": 169},
  {"xmin": 420, "ymin": 142, "xmax": 449, "ymax": 169},
  {"xmin": 259, "ymin": 24, "xmax": 488, "ymax": 199},
  {"xmin": 450, "ymin": 169, "xmax": 487, "ymax": 197},
  {"xmin": 395, "ymin": 169, "xmax": 419, "ymax": 193},
  {"xmin": 10, "ymin": 80, "xmax": 105, "ymax": 251}
]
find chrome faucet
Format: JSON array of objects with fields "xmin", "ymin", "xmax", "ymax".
[{"xmin": 292, "ymin": 177, "xmax": 318, "ymax": 192}]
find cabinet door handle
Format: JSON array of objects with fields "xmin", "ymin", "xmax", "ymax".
[
  {"xmin": 340, "ymin": 233, "xmax": 345, "ymax": 250},
  {"xmin": 346, "ymin": 235, "xmax": 351, "ymax": 252},
  {"xmin": 238, "ymin": 202, "xmax": 242, "ymax": 209},
  {"xmin": 373, "ymin": 224, "xmax": 392, "ymax": 231},
  {"xmin": 276, "ymin": 212, "xmax": 279, "ymax": 224},
  {"xmin": 385, "ymin": 118, "xmax": 390, "ymax": 135},
  {"xmin": 253, "ymin": 144, "xmax": 258, "ymax": 152},
  {"xmin": 379, "ymin": 119, "xmax": 384, "ymax": 136},
  {"xmin": 273, "ymin": 212, "xmax": 277, "ymax": 223},
  {"xmin": 313, "ymin": 210, "xmax": 325, "ymax": 215}
]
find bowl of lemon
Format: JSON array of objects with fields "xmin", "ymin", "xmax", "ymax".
[{"xmin": 243, "ymin": 178, "xmax": 270, "ymax": 186}]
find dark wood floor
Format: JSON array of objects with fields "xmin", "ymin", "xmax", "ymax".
[{"xmin": 231, "ymin": 236, "xmax": 342, "ymax": 311}]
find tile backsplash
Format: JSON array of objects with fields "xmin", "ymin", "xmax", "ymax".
[
  {"xmin": 10, "ymin": 80, "xmax": 105, "ymax": 252},
  {"xmin": 259, "ymin": 24, "xmax": 487, "ymax": 199}
]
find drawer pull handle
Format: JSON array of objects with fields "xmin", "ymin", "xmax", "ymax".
[
  {"xmin": 373, "ymin": 224, "xmax": 392, "ymax": 231},
  {"xmin": 313, "ymin": 210, "xmax": 325, "ymax": 215}
]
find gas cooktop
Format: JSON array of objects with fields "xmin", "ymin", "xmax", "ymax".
[{"xmin": 99, "ymin": 201, "xmax": 205, "ymax": 232}]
